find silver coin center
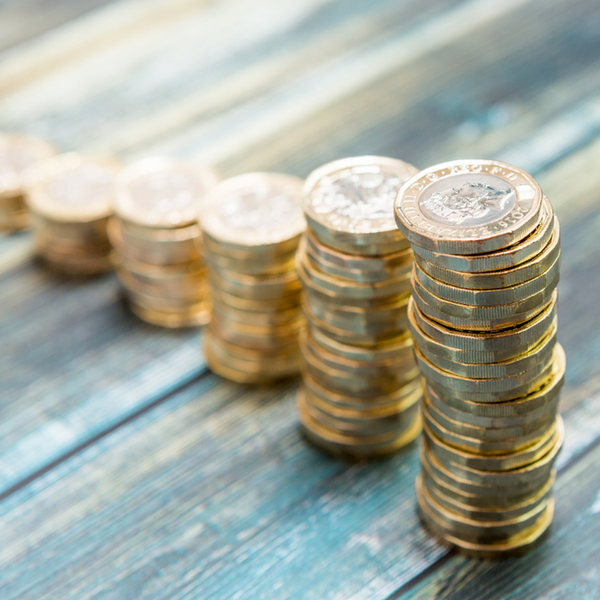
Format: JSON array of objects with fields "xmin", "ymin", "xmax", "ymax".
[
  {"xmin": 128, "ymin": 170, "xmax": 202, "ymax": 213},
  {"xmin": 310, "ymin": 166, "xmax": 404, "ymax": 232},
  {"xmin": 47, "ymin": 164, "xmax": 115, "ymax": 206},
  {"xmin": 216, "ymin": 185, "xmax": 302, "ymax": 233},
  {"xmin": 419, "ymin": 174, "xmax": 516, "ymax": 227}
]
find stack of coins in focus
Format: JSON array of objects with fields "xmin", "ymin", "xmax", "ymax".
[
  {"xmin": 0, "ymin": 132, "xmax": 55, "ymax": 231},
  {"xmin": 26, "ymin": 153, "xmax": 119, "ymax": 275},
  {"xmin": 110, "ymin": 157, "xmax": 220, "ymax": 328},
  {"xmin": 296, "ymin": 156, "xmax": 423, "ymax": 458},
  {"xmin": 199, "ymin": 173, "xmax": 306, "ymax": 383},
  {"xmin": 394, "ymin": 159, "xmax": 564, "ymax": 557}
]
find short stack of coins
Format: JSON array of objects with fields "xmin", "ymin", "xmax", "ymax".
[
  {"xmin": 0, "ymin": 132, "xmax": 55, "ymax": 231},
  {"xmin": 394, "ymin": 159, "xmax": 565, "ymax": 557},
  {"xmin": 296, "ymin": 156, "xmax": 423, "ymax": 459},
  {"xmin": 110, "ymin": 157, "xmax": 220, "ymax": 328},
  {"xmin": 26, "ymin": 153, "xmax": 119, "ymax": 275},
  {"xmin": 199, "ymin": 173, "xmax": 306, "ymax": 384}
]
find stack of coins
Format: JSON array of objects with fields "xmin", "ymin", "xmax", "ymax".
[
  {"xmin": 0, "ymin": 132, "xmax": 55, "ymax": 231},
  {"xmin": 110, "ymin": 157, "xmax": 220, "ymax": 327},
  {"xmin": 394, "ymin": 159, "xmax": 564, "ymax": 557},
  {"xmin": 199, "ymin": 172, "xmax": 306, "ymax": 383},
  {"xmin": 26, "ymin": 153, "xmax": 119, "ymax": 275},
  {"xmin": 296, "ymin": 156, "xmax": 423, "ymax": 459}
]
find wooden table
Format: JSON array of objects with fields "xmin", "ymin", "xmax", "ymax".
[{"xmin": 2, "ymin": 0, "xmax": 600, "ymax": 598}]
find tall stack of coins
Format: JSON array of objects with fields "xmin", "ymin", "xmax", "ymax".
[
  {"xmin": 296, "ymin": 156, "xmax": 423, "ymax": 459},
  {"xmin": 0, "ymin": 132, "xmax": 55, "ymax": 231},
  {"xmin": 110, "ymin": 157, "xmax": 220, "ymax": 328},
  {"xmin": 199, "ymin": 173, "xmax": 306, "ymax": 383},
  {"xmin": 394, "ymin": 159, "xmax": 564, "ymax": 557},
  {"xmin": 26, "ymin": 153, "xmax": 119, "ymax": 275}
]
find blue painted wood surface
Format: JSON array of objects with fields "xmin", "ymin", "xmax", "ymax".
[{"xmin": 1, "ymin": 0, "xmax": 600, "ymax": 598}]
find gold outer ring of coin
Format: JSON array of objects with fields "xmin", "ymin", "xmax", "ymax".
[
  {"xmin": 304, "ymin": 229, "xmax": 413, "ymax": 272},
  {"xmin": 414, "ymin": 323, "xmax": 557, "ymax": 379},
  {"xmin": 108, "ymin": 218, "xmax": 202, "ymax": 266},
  {"xmin": 408, "ymin": 300, "xmax": 558, "ymax": 366},
  {"xmin": 207, "ymin": 265, "xmax": 301, "ymax": 300},
  {"xmin": 422, "ymin": 464, "xmax": 555, "ymax": 521},
  {"xmin": 417, "ymin": 474, "xmax": 552, "ymax": 545},
  {"xmin": 116, "ymin": 157, "xmax": 220, "ymax": 228},
  {"xmin": 201, "ymin": 227, "xmax": 301, "ymax": 260},
  {"xmin": 411, "ymin": 270, "xmax": 558, "ymax": 323},
  {"xmin": 422, "ymin": 398, "xmax": 556, "ymax": 454},
  {"xmin": 34, "ymin": 213, "xmax": 110, "ymax": 245},
  {"xmin": 424, "ymin": 353, "xmax": 564, "ymax": 424},
  {"xmin": 422, "ymin": 391, "xmax": 554, "ymax": 443},
  {"xmin": 417, "ymin": 482, "xmax": 554, "ymax": 558},
  {"xmin": 394, "ymin": 159, "xmax": 543, "ymax": 255},
  {"xmin": 414, "ymin": 222, "xmax": 560, "ymax": 290},
  {"xmin": 203, "ymin": 251, "xmax": 296, "ymax": 276},
  {"xmin": 302, "ymin": 379, "xmax": 422, "ymax": 419},
  {"xmin": 298, "ymin": 390, "xmax": 422, "ymax": 458},
  {"xmin": 34, "ymin": 225, "xmax": 111, "ymax": 257},
  {"xmin": 302, "ymin": 390, "xmax": 420, "ymax": 436},
  {"xmin": 414, "ymin": 343, "xmax": 558, "ymax": 398},
  {"xmin": 302, "ymin": 369, "xmax": 422, "ymax": 411},
  {"xmin": 297, "ymin": 249, "xmax": 411, "ymax": 301},
  {"xmin": 409, "ymin": 295, "xmax": 557, "ymax": 353},
  {"xmin": 410, "ymin": 197, "xmax": 555, "ymax": 273},
  {"xmin": 304, "ymin": 235, "xmax": 412, "ymax": 284},
  {"xmin": 129, "ymin": 299, "xmax": 210, "ymax": 328},
  {"xmin": 300, "ymin": 328, "xmax": 417, "ymax": 375},
  {"xmin": 413, "ymin": 254, "xmax": 560, "ymax": 307},
  {"xmin": 308, "ymin": 323, "xmax": 413, "ymax": 363},
  {"xmin": 123, "ymin": 286, "xmax": 211, "ymax": 313},
  {"xmin": 113, "ymin": 250, "xmax": 205, "ymax": 281},
  {"xmin": 212, "ymin": 300, "xmax": 302, "ymax": 327},
  {"xmin": 0, "ymin": 132, "xmax": 56, "ymax": 199},
  {"xmin": 199, "ymin": 172, "xmax": 305, "ymax": 252},
  {"xmin": 419, "ymin": 445, "xmax": 554, "ymax": 507},
  {"xmin": 40, "ymin": 251, "xmax": 113, "ymax": 275},
  {"xmin": 26, "ymin": 153, "xmax": 120, "ymax": 222},
  {"xmin": 424, "ymin": 415, "xmax": 563, "ymax": 473},
  {"xmin": 303, "ymin": 156, "xmax": 418, "ymax": 249}
]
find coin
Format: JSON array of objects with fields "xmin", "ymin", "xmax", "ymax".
[
  {"xmin": 410, "ymin": 197, "xmax": 555, "ymax": 273},
  {"xmin": 128, "ymin": 299, "xmax": 210, "ymax": 328},
  {"xmin": 115, "ymin": 157, "xmax": 220, "ymax": 228},
  {"xmin": 394, "ymin": 160, "xmax": 543, "ymax": 254},
  {"xmin": 303, "ymin": 156, "xmax": 417, "ymax": 254}
]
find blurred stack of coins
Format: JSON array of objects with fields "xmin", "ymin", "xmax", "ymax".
[
  {"xmin": 296, "ymin": 156, "xmax": 423, "ymax": 459},
  {"xmin": 110, "ymin": 157, "xmax": 220, "ymax": 328},
  {"xmin": 199, "ymin": 173, "xmax": 306, "ymax": 383},
  {"xmin": 394, "ymin": 159, "xmax": 564, "ymax": 557},
  {"xmin": 26, "ymin": 153, "xmax": 119, "ymax": 275},
  {"xmin": 0, "ymin": 132, "xmax": 55, "ymax": 231}
]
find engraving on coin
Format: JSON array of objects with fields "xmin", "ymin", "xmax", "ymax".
[
  {"xmin": 305, "ymin": 157, "xmax": 418, "ymax": 234},
  {"xmin": 395, "ymin": 160, "xmax": 542, "ymax": 254},
  {"xmin": 419, "ymin": 175, "xmax": 515, "ymax": 227},
  {"xmin": 201, "ymin": 173, "xmax": 305, "ymax": 247}
]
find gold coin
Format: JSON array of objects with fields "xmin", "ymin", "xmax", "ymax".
[
  {"xmin": 395, "ymin": 159, "xmax": 543, "ymax": 255},
  {"xmin": 199, "ymin": 172, "xmax": 305, "ymax": 252},
  {"xmin": 0, "ymin": 208, "xmax": 29, "ymax": 231},
  {"xmin": 115, "ymin": 157, "xmax": 220, "ymax": 228},
  {"xmin": 203, "ymin": 249, "xmax": 296, "ymax": 276},
  {"xmin": 414, "ymin": 223, "xmax": 559, "ymax": 290},
  {"xmin": 212, "ymin": 300, "xmax": 301, "ymax": 327},
  {"xmin": 210, "ymin": 285, "xmax": 301, "ymax": 312},
  {"xmin": 207, "ymin": 265, "xmax": 301, "ymax": 300},
  {"xmin": 303, "ymin": 156, "xmax": 417, "ymax": 254},
  {"xmin": 128, "ymin": 299, "xmax": 210, "ymax": 328},
  {"xmin": 409, "ymin": 294, "xmax": 557, "ymax": 353}
]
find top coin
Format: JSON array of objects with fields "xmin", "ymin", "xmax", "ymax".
[
  {"xmin": 26, "ymin": 153, "xmax": 120, "ymax": 222},
  {"xmin": 115, "ymin": 157, "xmax": 220, "ymax": 228},
  {"xmin": 0, "ymin": 133, "xmax": 55, "ymax": 199},
  {"xmin": 303, "ymin": 156, "xmax": 418, "ymax": 253},
  {"xmin": 394, "ymin": 160, "xmax": 543, "ymax": 255},
  {"xmin": 199, "ymin": 172, "xmax": 305, "ymax": 250}
]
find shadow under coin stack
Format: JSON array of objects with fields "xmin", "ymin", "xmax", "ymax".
[
  {"xmin": 110, "ymin": 157, "xmax": 220, "ymax": 327},
  {"xmin": 200, "ymin": 173, "xmax": 306, "ymax": 383},
  {"xmin": 394, "ymin": 159, "xmax": 564, "ymax": 557},
  {"xmin": 26, "ymin": 154, "xmax": 119, "ymax": 275},
  {"xmin": 296, "ymin": 156, "xmax": 423, "ymax": 459},
  {"xmin": 0, "ymin": 132, "xmax": 55, "ymax": 231}
]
